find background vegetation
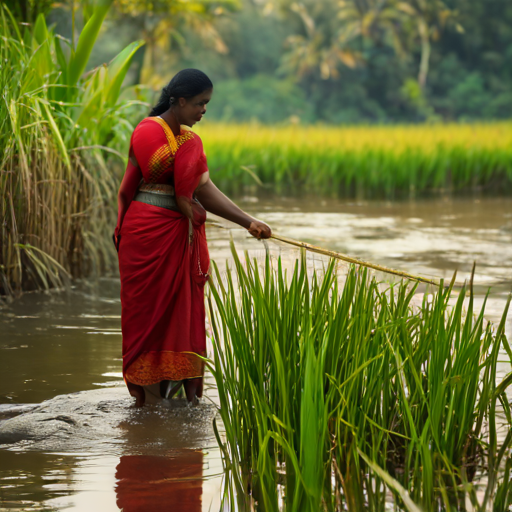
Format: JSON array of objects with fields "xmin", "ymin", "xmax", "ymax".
[
  {"xmin": 199, "ymin": 122, "xmax": 512, "ymax": 197},
  {"xmin": 0, "ymin": 1, "xmax": 143, "ymax": 295},
  {"xmin": 1, "ymin": 0, "xmax": 511, "ymax": 296},
  {"xmin": 184, "ymin": 0, "xmax": 512, "ymax": 124},
  {"xmin": 9, "ymin": 0, "xmax": 507, "ymax": 124},
  {"xmin": 44, "ymin": 0, "xmax": 512, "ymax": 124}
]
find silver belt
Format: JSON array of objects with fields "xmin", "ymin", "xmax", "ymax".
[
  {"xmin": 132, "ymin": 183, "xmax": 197, "ymax": 243},
  {"xmin": 133, "ymin": 183, "xmax": 180, "ymax": 212}
]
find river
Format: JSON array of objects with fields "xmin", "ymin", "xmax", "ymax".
[{"xmin": 1, "ymin": 196, "xmax": 511, "ymax": 511}]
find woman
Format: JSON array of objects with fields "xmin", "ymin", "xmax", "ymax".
[{"xmin": 115, "ymin": 69, "xmax": 271, "ymax": 407}]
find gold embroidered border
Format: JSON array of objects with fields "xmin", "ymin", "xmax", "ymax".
[
  {"xmin": 147, "ymin": 144, "xmax": 174, "ymax": 181},
  {"xmin": 125, "ymin": 350, "xmax": 206, "ymax": 386},
  {"xmin": 176, "ymin": 130, "xmax": 195, "ymax": 148},
  {"xmin": 149, "ymin": 117, "xmax": 179, "ymax": 153},
  {"xmin": 138, "ymin": 183, "xmax": 175, "ymax": 195},
  {"xmin": 144, "ymin": 118, "xmax": 196, "ymax": 183},
  {"xmin": 147, "ymin": 118, "xmax": 195, "ymax": 156}
]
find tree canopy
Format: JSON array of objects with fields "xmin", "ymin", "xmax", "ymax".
[{"xmin": 13, "ymin": 0, "xmax": 512, "ymax": 123}]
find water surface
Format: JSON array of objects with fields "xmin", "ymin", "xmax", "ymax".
[{"xmin": 1, "ymin": 196, "xmax": 511, "ymax": 511}]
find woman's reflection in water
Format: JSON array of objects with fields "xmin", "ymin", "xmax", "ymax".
[{"xmin": 115, "ymin": 450, "xmax": 204, "ymax": 512}]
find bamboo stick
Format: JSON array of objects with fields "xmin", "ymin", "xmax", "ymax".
[
  {"xmin": 269, "ymin": 233, "xmax": 442, "ymax": 286},
  {"xmin": 206, "ymin": 219, "xmax": 444, "ymax": 286}
]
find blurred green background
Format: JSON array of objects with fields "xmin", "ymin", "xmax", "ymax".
[{"xmin": 12, "ymin": 0, "xmax": 512, "ymax": 124}]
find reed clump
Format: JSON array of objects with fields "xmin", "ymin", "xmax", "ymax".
[
  {"xmin": 0, "ymin": 3, "xmax": 143, "ymax": 296},
  {"xmin": 208, "ymin": 246, "xmax": 512, "ymax": 511},
  {"xmin": 199, "ymin": 123, "xmax": 512, "ymax": 198}
]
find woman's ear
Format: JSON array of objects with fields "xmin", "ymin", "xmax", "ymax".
[{"xmin": 179, "ymin": 97, "xmax": 187, "ymax": 107}]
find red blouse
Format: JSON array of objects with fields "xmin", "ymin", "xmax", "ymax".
[{"xmin": 130, "ymin": 117, "xmax": 208, "ymax": 202}]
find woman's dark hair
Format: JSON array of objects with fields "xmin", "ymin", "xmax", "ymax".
[{"xmin": 149, "ymin": 69, "xmax": 213, "ymax": 117}]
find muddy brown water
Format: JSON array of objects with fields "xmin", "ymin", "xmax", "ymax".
[{"xmin": 1, "ymin": 196, "xmax": 511, "ymax": 511}]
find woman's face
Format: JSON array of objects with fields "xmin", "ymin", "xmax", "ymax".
[{"xmin": 177, "ymin": 89, "xmax": 213, "ymax": 126}]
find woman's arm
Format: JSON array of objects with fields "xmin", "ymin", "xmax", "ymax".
[
  {"xmin": 195, "ymin": 175, "xmax": 271, "ymax": 239},
  {"xmin": 114, "ymin": 157, "xmax": 142, "ymax": 248}
]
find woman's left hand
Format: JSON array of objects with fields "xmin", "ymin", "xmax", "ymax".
[
  {"xmin": 248, "ymin": 220, "xmax": 272, "ymax": 239},
  {"xmin": 113, "ymin": 233, "xmax": 121, "ymax": 252}
]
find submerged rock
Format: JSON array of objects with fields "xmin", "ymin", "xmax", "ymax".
[
  {"xmin": 0, "ymin": 387, "xmax": 130, "ymax": 448},
  {"xmin": 0, "ymin": 403, "xmax": 38, "ymax": 420},
  {"xmin": 0, "ymin": 386, "xmax": 217, "ymax": 452}
]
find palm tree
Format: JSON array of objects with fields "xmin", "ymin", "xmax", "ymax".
[
  {"xmin": 112, "ymin": 0, "xmax": 238, "ymax": 86},
  {"xmin": 277, "ymin": 0, "xmax": 409, "ymax": 80},
  {"xmin": 396, "ymin": 0, "xmax": 457, "ymax": 89},
  {"xmin": 278, "ymin": 0, "xmax": 363, "ymax": 80}
]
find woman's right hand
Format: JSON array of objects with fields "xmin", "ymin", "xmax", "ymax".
[
  {"xmin": 248, "ymin": 220, "xmax": 272, "ymax": 239},
  {"xmin": 193, "ymin": 178, "xmax": 272, "ymax": 238}
]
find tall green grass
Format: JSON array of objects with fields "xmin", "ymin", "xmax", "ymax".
[
  {"xmin": 0, "ymin": 2, "xmax": 143, "ymax": 296},
  {"xmin": 207, "ymin": 246, "xmax": 512, "ymax": 511},
  {"xmin": 199, "ymin": 123, "xmax": 512, "ymax": 198}
]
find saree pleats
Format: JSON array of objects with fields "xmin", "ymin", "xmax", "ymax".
[{"xmin": 119, "ymin": 200, "xmax": 208, "ymax": 401}]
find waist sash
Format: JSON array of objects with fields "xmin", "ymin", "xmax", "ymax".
[{"xmin": 133, "ymin": 183, "xmax": 180, "ymax": 212}]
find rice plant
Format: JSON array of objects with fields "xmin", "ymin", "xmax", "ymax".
[
  {"xmin": 207, "ymin": 244, "xmax": 512, "ymax": 511},
  {"xmin": 199, "ymin": 122, "xmax": 512, "ymax": 198},
  {"xmin": 0, "ymin": 2, "xmax": 144, "ymax": 296}
]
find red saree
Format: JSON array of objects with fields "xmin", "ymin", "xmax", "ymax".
[
  {"xmin": 118, "ymin": 117, "xmax": 210, "ymax": 405},
  {"xmin": 115, "ymin": 451, "xmax": 204, "ymax": 511}
]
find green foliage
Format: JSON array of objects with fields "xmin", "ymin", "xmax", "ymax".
[
  {"xmin": 206, "ymin": 75, "xmax": 314, "ymax": 123},
  {"xmin": 67, "ymin": 0, "xmax": 114, "ymax": 88},
  {"xmin": 1, "ymin": 0, "xmax": 56, "ymax": 22},
  {"xmin": 109, "ymin": 0, "xmax": 238, "ymax": 87},
  {"xmin": 163, "ymin": 0, "xmax": 512, "ymax": 123},
  {"xmin": 57, "ymin": 0, "xmax": 512, "ymax": 123},
  {"xmin": 207, "ymin": 246, "xmax": 512, "ymax": 511},
  {"xmin": 0, "ymin": 3, "xmax": 143, "ymax": 295},
  {"xmin": 447, "ymin": 73, "xmax": 491, "ymax": 120},
  {"xmin": 199, "ymin": 123, "xmax": 512, "ymax": 198}
]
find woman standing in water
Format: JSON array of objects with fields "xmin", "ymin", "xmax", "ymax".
[{"xmin": 114, "ymin": 69, "xmax": 271, "ymax": 407}]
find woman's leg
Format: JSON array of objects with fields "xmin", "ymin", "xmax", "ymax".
[
  {"xmin": 183, "ymin": 377, "xmax": 202, "ymax": 404},
  {"xmin": 142, "ymin": 383, "xmax": 163, "ymax": 404},
  {"xmin": 160, "ymin": 380, "xmax": 170, "ymax": 398},
  {"xmin": 127, "ymin": 382, "xmax": 145, "ymax": 407},
  {"xmin": 134, "ymin": 381, "xmax": 184, "ymax": 406}
]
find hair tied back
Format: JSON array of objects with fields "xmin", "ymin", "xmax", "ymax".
[{"xmin": 149, "ymin": 69, "xmax": 213, "ymax": 117}]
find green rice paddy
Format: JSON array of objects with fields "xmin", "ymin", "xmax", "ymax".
[
  {"xmin": 207, "ymin": 245, "xmax": 512, "ymax": 511},
  {"xmin": 200, "ymin": 123, "xmax": 512, "ymax": 198}
]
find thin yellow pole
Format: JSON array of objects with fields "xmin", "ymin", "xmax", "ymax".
[
  {"xmin": 270, "ymin": 234, "xmax": 442, "ymax": 286},
  {"xmin": 206, "ymin": 220, "xmax": 447, "ymax": 286}
]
